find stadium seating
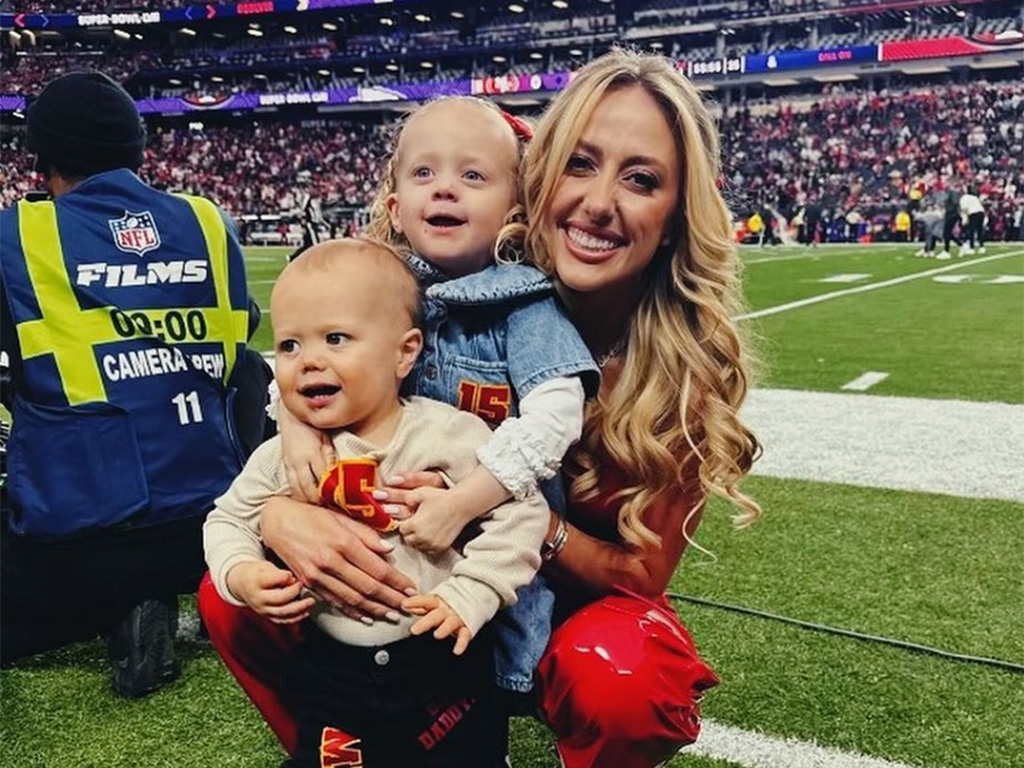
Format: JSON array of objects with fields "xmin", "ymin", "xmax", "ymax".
[{"xmin": 2, "ymin": 0, "xmax": 1021, "ymax": 241}]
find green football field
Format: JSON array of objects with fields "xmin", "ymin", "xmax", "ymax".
[{"xmin": 2, "ymin": 242, "xmax": 1022, "ymax": 768}]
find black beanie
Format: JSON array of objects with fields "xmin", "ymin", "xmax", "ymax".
[{"xmin": 26, "ymin": 71, "xmax": 146, "ymax": 175}]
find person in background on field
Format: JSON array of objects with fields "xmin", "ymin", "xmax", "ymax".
[
  {"xmin": 747, "ymin": 209, "xmax": 764, "ymax": 245},
  {"xmin": 205, "ymin": 239, "xmax": 548, "ymax": 767},
  {"xmin": 0, "ymin": 72, "xmax": 271, "ymax": 698},
  {"xmin": 804, "ymin": 201, "xmax": 822, "ymax": 247},
  {"xmin": 940, "ymin": 183, "xmax": 962, "ymax": 259},
  {"xmin": 200, "ymin": 49, "xmax": 760, "ymax": 768},
  {"xmin": 958, "ymin": 185, "xmax": 986, "ymax": 255},
  {"xmin": 893, "ymin": 209, "xmax": 911, "ymax": 242},
  {"xmin": 913, "ymin": 205, "xmax": 946, "ymax": 259},
  {"xmin": 845, "ymin": 208, "xmax": 863, "ymax": 242}
]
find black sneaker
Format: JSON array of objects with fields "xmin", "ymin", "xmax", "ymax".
[{"xmin": 108, "ymin": 597, "xmax": 180, "ymax": 698}]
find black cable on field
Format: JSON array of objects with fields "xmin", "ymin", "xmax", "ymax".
[{"xmin": 668, "ymin": 592, "xmax": 1024, "ymax": 674}]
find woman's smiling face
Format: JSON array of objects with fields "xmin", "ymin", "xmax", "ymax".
[{"xmin": 542, "ymin": 84, "xmax": 681, "ymax": 297}]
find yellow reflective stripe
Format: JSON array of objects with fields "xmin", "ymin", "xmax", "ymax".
[
  {"xmin": 176, "ymin": 195, "xmax": 247, "ymax": 383},
  {"xmin": 16, "ymin": 201, "xmax": 115, "ymax": 404}
]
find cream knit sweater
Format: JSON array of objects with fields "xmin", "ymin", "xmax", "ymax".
[{"xmin": 204, "ymin": 396, "xmax": 548, "ymax": 646}]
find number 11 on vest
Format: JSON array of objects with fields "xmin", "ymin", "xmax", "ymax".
[{"xmin": 171, "ymin": 391, "xmax": 204, "ymax": 424}]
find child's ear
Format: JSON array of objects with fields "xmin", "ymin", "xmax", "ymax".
[
  {"xmin": 385, "ymin": 193, "xmax": 403, "ymax": 234},
  {"xmin": 396, "ymin": 328, "xmax": 423, "ymax": 379}
]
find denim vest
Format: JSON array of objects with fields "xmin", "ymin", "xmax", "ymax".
[{"xmin": 402, "ymin": 255, "xmax": 598, "ymax": 691}]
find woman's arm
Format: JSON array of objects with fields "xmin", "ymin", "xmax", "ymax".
[
  {"xmin": 260, "ymin": 496, "xmax": 417, "ymax": 620},
  {"xmin": 542, "ymin": 481, "xmax": 704, "ymax": 599}
]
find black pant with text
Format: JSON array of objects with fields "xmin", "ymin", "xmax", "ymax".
[{"xmin": 292, "ymin": 626, "xmax": 508, "ymax": 768}]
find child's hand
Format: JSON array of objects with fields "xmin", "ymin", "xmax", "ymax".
[
  {"xmin": 397, "ymin": 487, "xmax": 468, "ymax": 555},
  {"xmin": 278, "ymin": 404, "xmax": 336, "ymax": 502},
  {"xmin": 226, "ymin": 561, "xmax": 316, "ymax": 624},
  {"xmin": 402, "ymin": 594, "xmax": 472, "ymax": 655}
]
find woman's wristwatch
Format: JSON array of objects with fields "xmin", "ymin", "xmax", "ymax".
[{"xmin": 541, "ymin": 515, "xmax": 569, "ymax": 562}]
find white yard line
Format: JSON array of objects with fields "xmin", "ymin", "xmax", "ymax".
[
  {"xmin": 841, "ymin": 371, "xmax": 890, "ymax": 391},
  {"xmin": 743, "ymin": 244, "xmax": 910, "ymax": 265},
  {"xmin": 737, "ymin": 250, "xmax": 1023, "ymax": 320},
  {"xmin": 743, "ymin": 388, "xmax": 1024, "ymax": 503},
  {"xmin": 686, "ymin": 720, "xmax": 934, "ymax": 768}
]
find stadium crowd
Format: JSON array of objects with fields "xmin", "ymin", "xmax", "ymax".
[
  {"xmin": 721, "ymin": 80, "xmax": 1024, "ymax": 242},
  {"xmin": 2, "ymin": 78, "xmax": 1022, "ymax": 241}
]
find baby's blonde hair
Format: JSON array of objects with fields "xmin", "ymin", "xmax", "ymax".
[
  {"xmin": 279, "ymin": 237, "xmax": 422, "ymax": 330},
  {"xmin": 524, "ymin": 49, "xmax": 762, "ymax": 550},
  {"xmin": 364, "ymin": 96, "xmax": 529, "ymax": 264}
]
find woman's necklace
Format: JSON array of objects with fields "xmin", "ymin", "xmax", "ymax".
[{"xmin": 595, "ymin": 333, "xmax": 628, "ymax": 369}]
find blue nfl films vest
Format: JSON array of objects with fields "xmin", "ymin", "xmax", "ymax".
[{"xmin": 0, "ymin": 170, "xmax": 251, "ymax": 538}]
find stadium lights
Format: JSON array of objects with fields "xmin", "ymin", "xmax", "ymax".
[
  {"xmin": 529, "ymin": 51, "xmax": 543, "ymax": 59},
  {"xmin": 569, "ymin": 48, "xmax": 583, "ymax": 56},
  {"xmin": 318, "ymin": 69, "xmax": 331, "ymax": 76},
  {"xmin": 113, "ymin": 29, "xmax": 130, "ymax": 40},
  {"xmin": 254, "ymin": 73, "xmax": 268, "ymax": 79},
  {"xmin": 249, "ymin": 22, "xmax": 260, "ymax": 28},
  {"xmin": 133, "ymin": 33, "xmax": 143, "ymax": 40},
  {"xmin": 386, "ymin": 62, "xmax": 399, "ymax": 71},
  {"xmin": 552, "ymin": 0, "xmax": 568, "ymax": 7},
  {"xmin": 283, "ymin": 25, "xmax": 298, "ymax": 33},
  {"xmin": 352, "ymin": 66, "xmax": 366, "ymax": 73},
  {"xmin": 169, "ymin": 78, "xmax": 182, "ymax": 85},
  {"xmin": 380, "ymin": 17, "xmax": 395, "ymax": 25},
  {"xmin": 650, "ymin": 41, "xmax": 663, "ymax": 49},
  {"xmin": 323, "ymin": 22, "xmax": 338, "ymax": 30},
  {"xmin": 451, "ymin": 10, "xmax": 465, "ymax": 18},
  {"xmin": 493, "ymin": 54, "xmax": 507, "ymax": 62},
  {"xmin": 509, "ymin": 3, "xmax": 525, "ymax": 12},
  {"xmin": 8, "ymin": 30, "xmax": 19, "ymax": 43},
  {"xmin": 956, "ymin": 9, "xmax": 966, "ymax": 17},
  {"xmin": 211, "ymin": 75, "xmax": 224, "ymax": 83},
  {"xmin": 414, "ymin": 13, "xmax": 431, "ymax": 22},
  {"xmin": 180, "ymin": 27, "xmax": 197, "ymax": 36},
  {"xmin": 247, "ymin": 28, "xmax": 263, "ymax": 37},
  {"xmin": 420, "ymin": 61, "xmax": 434, "ymax": 68}
]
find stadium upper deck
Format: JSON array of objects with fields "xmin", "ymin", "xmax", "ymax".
[{"xmin": 2, "ymin": 0, "xmax": 1020, "ymax": 103}]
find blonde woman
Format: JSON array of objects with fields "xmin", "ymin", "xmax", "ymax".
[{"xmin": 199, "ymin": 49, "xmax": 760, "ymax": 768}]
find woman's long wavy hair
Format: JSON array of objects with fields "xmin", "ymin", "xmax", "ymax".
[
  {"xmin": 363, "ymin": 96, "xmax": 529, "ymax": 264},
  {"xmin": 524, "ymin": 49, "xmax": 762, "ymax": 549}
]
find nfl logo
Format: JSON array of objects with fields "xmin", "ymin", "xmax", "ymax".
[{"xmin": 109, "ymin": 210, "xmax": 161, "ymax": 256}]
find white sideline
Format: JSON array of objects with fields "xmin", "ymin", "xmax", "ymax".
[
  {"xmin": 743, "ymin": 388, "xmax": 1024, "ymax": 503},
  {"xmin": 686, "ymin": 720, "xmax": 932, "ymax": 768},
  {"xmin": 736, "ymin": 250, "xmax": 1023, "ymax": 320}
]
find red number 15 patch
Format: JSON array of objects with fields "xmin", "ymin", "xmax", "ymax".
[{"xmin": 456, "ymin": 380, "xmax": 511, "ymax": 425}]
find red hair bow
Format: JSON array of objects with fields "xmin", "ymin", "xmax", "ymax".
[{"xmin": 500, "ymin": 111, "xmax": 533, "ymax": 141}]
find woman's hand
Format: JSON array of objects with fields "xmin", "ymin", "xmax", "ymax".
[
  {"xmin": 278, "ymin": 404, "xmax": 336, "ymax": 503},
  {"xmin": 260, "ymin": 496, "xmax": 417, "ymax": 622}
]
